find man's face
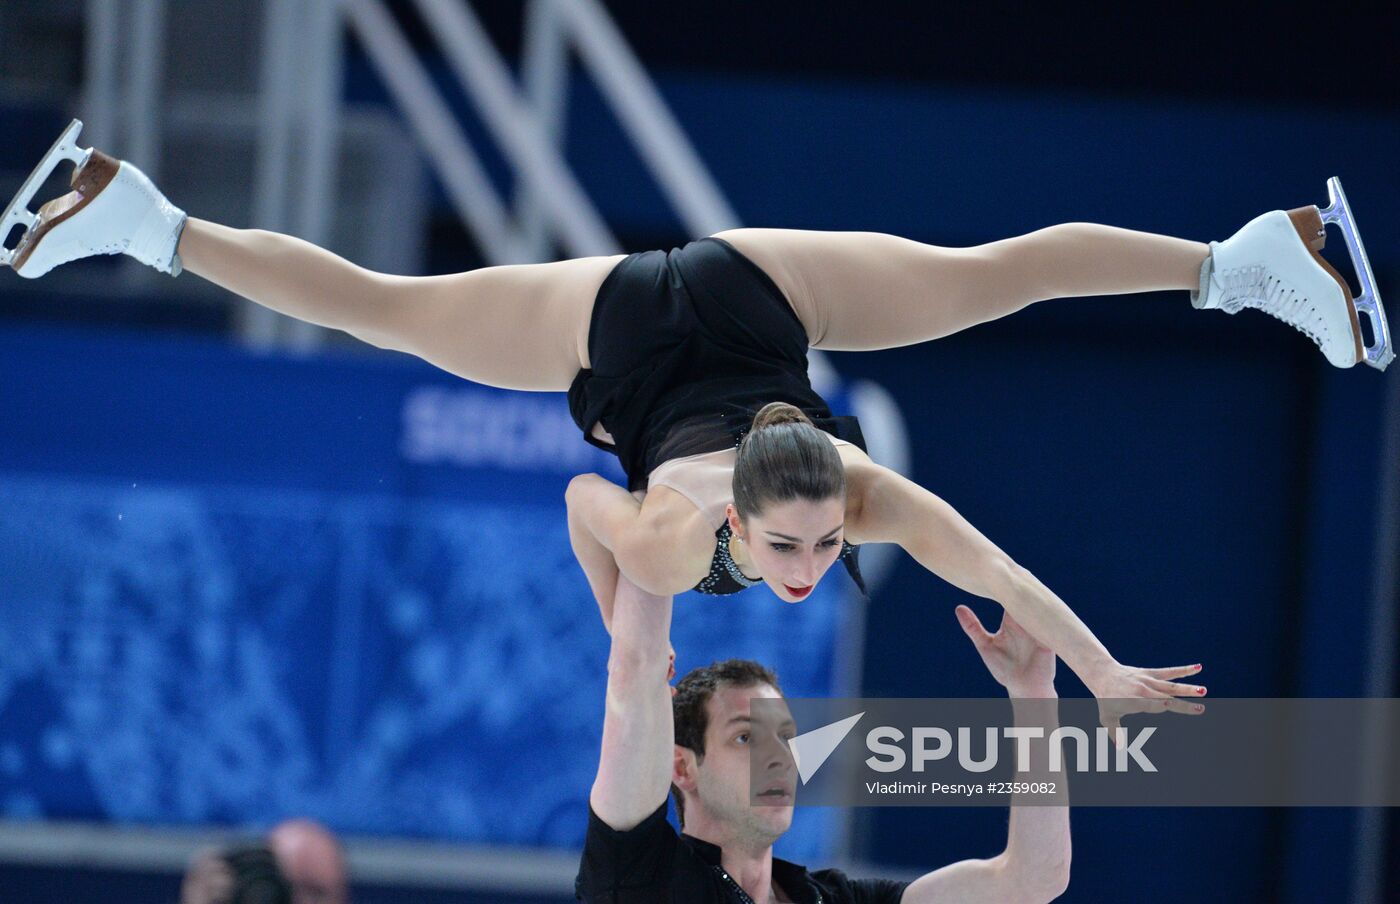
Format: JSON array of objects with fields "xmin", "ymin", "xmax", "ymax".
[{"xmin": 681, "ymin": 683, "xmax": 797, "ymax": 844}]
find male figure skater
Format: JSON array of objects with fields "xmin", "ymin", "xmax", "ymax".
[{"xmin": 575, "ymin": 573, "xmax": 1073, "ymax": 903}]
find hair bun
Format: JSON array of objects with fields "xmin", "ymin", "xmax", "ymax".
[
  {"xmin": 750, "ymin": 401, "xmax": 812, "ymax": 432},
  {"xmin": 734, "ymin": 402, "xmax": 844, "ymax": 520}
]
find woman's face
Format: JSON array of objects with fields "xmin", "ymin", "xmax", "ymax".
[{"xmin": 727, "ymin": 496, "xmax": 846, "ymax": 602}]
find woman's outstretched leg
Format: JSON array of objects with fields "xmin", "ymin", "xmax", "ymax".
[
  {"xmin": 6, "ymin": 134, "xmax": 622, "ymax": 392},
  {"xmin": 179, "ymin": 219, "xmax": 624, "ymax": 391},
  {"xmin": 714, "ymin": 224, "xmax": 1207, "ymax": 351}
]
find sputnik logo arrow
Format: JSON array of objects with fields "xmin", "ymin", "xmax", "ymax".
[{"xmin": 788, "ymin": 712, "xmax": 864, "ymax": 785}]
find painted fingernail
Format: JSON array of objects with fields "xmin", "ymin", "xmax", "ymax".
[
  {"xmin": 1194, "ymin": 704, "xmax": 1204, "ymax": 712},
  {"xmin": 1197, "ymin": 687, "xmax": 1206, "ymax": 695},
  {"xmin": 1193, "ymin": 664, "xmax": 1202, "ymax": 671}
]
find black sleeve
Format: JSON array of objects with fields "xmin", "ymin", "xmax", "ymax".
[
  {"xmin": 574, "ymin": 801, "xmax": 679, "ymax": 903},
  {"xmin": 809, "ymin": 868, "xmax": 911, "ymax": 904},
  {"xmin": 848, "ymin": 877, "xmax": 912, "ymax": 904}
]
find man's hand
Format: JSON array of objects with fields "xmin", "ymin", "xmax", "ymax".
[
  {"xmin": 955, "ymin": 604, "xmax": 1055, "ymax": 696},
  {"xmin": 903, "ymin": 607, "xmax": 1071, "ymax": 903}
]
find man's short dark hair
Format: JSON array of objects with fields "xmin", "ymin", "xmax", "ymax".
[{"xmin": 671, "ymin": 658, "xmax": 782, "ymax": 828}]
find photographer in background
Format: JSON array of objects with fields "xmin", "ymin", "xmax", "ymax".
[{"xmin": 181, "ymin": 819, "xmax": 346, "ymax": 904}]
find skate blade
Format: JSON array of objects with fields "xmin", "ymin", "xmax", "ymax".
[
  {"xmin": 1317, "ymin": 177, "xmax": 1393, "ymax": 371},
  {"xmin": 1, "ymin": 119, "xmax": 92, "ymax": 269}
]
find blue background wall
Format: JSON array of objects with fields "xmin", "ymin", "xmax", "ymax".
[{"xmin": 0, "ymin": 324, "xmax": 850, "ymax": 860}]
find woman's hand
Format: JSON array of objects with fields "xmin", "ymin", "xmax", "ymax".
[{"xmin": 1084, "ymin": 661, "xmax": 1207, "ymax": 738}]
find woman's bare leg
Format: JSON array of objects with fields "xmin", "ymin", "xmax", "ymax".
[
  {"xmin": 713, "ymin": 225, "xmax": 1209, "ymax": 350},
  {"xmin": 178, "ymin": 218, "xmax": 625, "ymax": 391}
]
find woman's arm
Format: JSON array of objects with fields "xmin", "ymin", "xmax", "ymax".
[
  {"xmin": 853, "ymin": 463, "xmax": 1111, "ymax": 681},
  {"xmin": 850, "ymin": 463, "xmax": 1205, "ymax": 725},
  {"xmin": 565, "ymin": 473, "xmax": 692, "ymax": 630},
  {"xmin": 566, "ymin": 475, "xmax": 627, "ymax": 631}
]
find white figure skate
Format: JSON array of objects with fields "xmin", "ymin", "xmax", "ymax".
[
  {"xmin": 1193, "ymin": 178, "xmax": 1392, "ymax": 370},
  {"xmin": 1, "ymin": 119, "xmax": 186, "ymax": 279}
]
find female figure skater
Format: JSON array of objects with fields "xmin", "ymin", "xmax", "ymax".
[{"xmin": 5, "ymin": 130, "xmax": 1379, "ymax": 721}]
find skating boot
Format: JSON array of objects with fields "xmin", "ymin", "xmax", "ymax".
[
  {"xmin": 1, "ymin": 119, "xmax": 186, "ymax": 279},
  {"xmin": 1192, "ymin": 178, "xmax": 1391, "ymax": 370}
]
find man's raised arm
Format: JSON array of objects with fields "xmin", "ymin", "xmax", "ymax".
[
  {"xmin": 588, "ymin": 572, "xmax": 675, "ymax": 831},
  {"xmin": 900, "ymin": 606, "xmax": 1072, "ymax": 904}
]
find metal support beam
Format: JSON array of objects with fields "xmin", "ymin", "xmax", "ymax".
[
  {"xmin": 81, "ymin": 0, "xmax": 121, "ymax": 151},
  {"xmin": 286, "ymin": 0, "xmax": 345, "ymax": 350},
  {"xmin": 560, "ymin": 0, "xmax": 740, "ymax": 237},
  {"xmin": 125, "ymin": 0, "xmax": 165, "ymax": 183},
  {"xmin": 245, "ymin": 0, "xmax": 299, "ymax": 348},
  {"xmin": 343, "ymin": 0, "xmax": 532, "ymax": 264},
  {"xmin": 245, "ymin": 0, "xmax": 346, "ymax": 350},
  {"xmin": 83, "ymin": 0, "xmax": 167, "ymax": 291},
  {"xmin": 517, "ymin": 0, "xmax": 572, "ymax": 260},
  {"xmin": 414, "ymin": 0, "xmax": 617, "ymax": 258}
]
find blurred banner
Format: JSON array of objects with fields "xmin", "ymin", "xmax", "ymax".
[{"xmin": 0, "ymin": 323, "xmax": 857, "ymax": 862}]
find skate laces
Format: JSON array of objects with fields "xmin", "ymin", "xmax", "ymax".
[
  {"xmin": 1219, "ymin": 264, "xmax": 1327, "ymax": 349},
  {"xmin": 70, "ymin": 161, "xmax": 185, "ymax": 273}
]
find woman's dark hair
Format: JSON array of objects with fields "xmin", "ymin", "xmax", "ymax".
[
  {"xmin": 671, "ymin": 659, "xmax": 782, "ymax": 828},
  {"xmin": 732, "ymin": 402, "xmax": 845, "ymax": 520}
]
